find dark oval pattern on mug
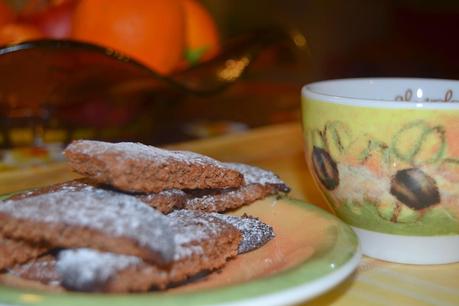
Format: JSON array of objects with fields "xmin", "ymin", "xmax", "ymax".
[
  {"xmin": 390, "ymin": 168, "xmax": 440, "ymax": 210},
  {"xmin": 311, "ymin": 146, "xmax": 340, "ymax": 191}
]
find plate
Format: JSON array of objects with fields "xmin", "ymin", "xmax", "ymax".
[{"xmin": 0, "ymin": 197, "xmax": 361, "ymax": 306}]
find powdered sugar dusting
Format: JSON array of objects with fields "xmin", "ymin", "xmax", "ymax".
[
  {"xmin": 156, "ymin": 189, "xmax": 187, "ymax": 197},
  {"xmin": 139, "ymin": 189, "xmax": 187, "ymax": 204},
  {"xmin": 211, "ymin": 213, "xmax": 274, "ymax": 253},
  {"xmin": 65, "ymin": 140, "xmax": 227, "ymax": 168},
  {"xmin": 57, "ymin": 249, "xmax": 141, "ymax": 291},
  {"xmin": 8, "ymin": 255, "xmax": 60, "ymax": 285},
  {"xmin": 0, "ymin": 190, "xmax": 175, "ymax": 261},
  {"xmin": 12, "ymin": 180, "xmax": 187, "ymax": 213},
  {"xmin": 54, "ymin": 210, "xmax": 237, "ymax": 290},
  {"xmin": 185, "ymin": 187, "xmax": 247, "ymax": 212},
  {"xmin": 224, "ymin": 163, "xmax": 290, "ymax": 191},
  {"xmin": 168, "ymin": 210, "xmax": 229, "ymax": 260}
]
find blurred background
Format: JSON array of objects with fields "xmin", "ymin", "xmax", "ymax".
[{"xmin": 0, "ymin": 0, "xmax": 458, "ymax": 168}]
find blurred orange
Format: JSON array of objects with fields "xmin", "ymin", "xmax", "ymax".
[
  {"xmin": 71, "ymin": 0, "xmax": 185, "ymax": 74},
  {"xmin": 0, "ymin": 23, "xmax": 44, "ymax": 45},
  {"xmin": 0, "ymin": 2, "xmax": 15, "ymax": 27},
  {"xmin": 181, "ymin": 0, "xmax": 220, "ymax": 66}
]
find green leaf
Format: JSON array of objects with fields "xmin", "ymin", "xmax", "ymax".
[{"xmin": 184, "ymin": 46, "xmax": 208, "ymax": 65}]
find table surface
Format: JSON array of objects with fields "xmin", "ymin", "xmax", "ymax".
[{"xmin": 0, "ymin": 122, "xmax": 458, "ymax": 306}]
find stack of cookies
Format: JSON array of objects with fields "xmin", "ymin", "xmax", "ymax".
[{"xmin": 0, "ymin": 140, "xmax": 290, "ymax": 293}]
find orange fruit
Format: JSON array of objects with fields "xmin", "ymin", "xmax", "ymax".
[
  {"xmin": 71, "ymin": 0, "xmax": 185, "ymax": 75},
  {"xmin": 0, "ymin": 2, "xmax": 15, "ymax": 27},
  {"xmin": 0, "ymin": 23, "xmax": 44, "ymax": 45},
  {"xmin": 181, "ymin": 0, "xmax": 220, "ymax": 66}
]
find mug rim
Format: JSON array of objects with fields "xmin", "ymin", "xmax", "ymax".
[{"xmin": 302, "ymin": 77, "xmax": 459, "ymax": 109}]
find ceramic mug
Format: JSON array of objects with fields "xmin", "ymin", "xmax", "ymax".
[{"xmin": 302, "ymin": 78, "xmax": 459, "ymax": 264}]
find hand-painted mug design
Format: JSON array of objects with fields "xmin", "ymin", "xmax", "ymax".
[
  {"xmin": 309, "ymin": 119, "xmax": 459, "ymax": 234},
  {"xmin": 302, "ymin": 78, "xmax": 459, "ymax": 264}
]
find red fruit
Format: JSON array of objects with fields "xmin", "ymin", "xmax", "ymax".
[
  {"xmin": 0, "ymin": 2, "xmax": 15, "ymax": 27},
  {"xmin": 18, "ymin": 0, "xmax": 78, "ymax": 39}
]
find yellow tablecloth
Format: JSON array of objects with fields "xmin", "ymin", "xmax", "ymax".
[{"xmin": 0, "ymin": 122, "xmax": 457, "ymax": 306}]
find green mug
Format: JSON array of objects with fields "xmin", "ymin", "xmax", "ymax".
[{"xmin": 302, "ymin": 78, "xmax": 459, "ymax": 264}]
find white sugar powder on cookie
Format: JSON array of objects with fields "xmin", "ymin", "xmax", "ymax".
[
  {"xmin": 57, "ymin": 249, "xmax": 141, "ymax": 290},
  {"xmin": 55, "ymin": 210, "xmax": 241, "ymax": 290},
  {"xmin": 210, "ymin": 213, "xmax": 275, "ymax": 253},
  {"xmin": 224, "ymin": 162, "xmax": 287, "ymax": 186},
  {"xmin": 168, "ymin": 210, "xmax": 229, "ymax": 260},
  {"xmin": 0, "ymin": 190, "xmax": 175, "ymax": 260},
  {"xmin": 65, "ymin": 140, "xmax": 228, "ymax": 168}
]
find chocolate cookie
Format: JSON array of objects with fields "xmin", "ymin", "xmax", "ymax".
[
  {"xmin": 185, "ymin": 163, "xmax": 290, "ymax": 212},
  {"xmin": 63, "ymin": 140, "xmax": 244, "ymax": 193},
  {"xmin": 58, "ymin": 210, "xmax": 240, "ymax": 292},
  {"xmin": 8, "ymin": 255, "xmax": 60, "ymax": 286},
  {"xmin": 0, "ymin": 190, "xmax": 176, "ymax": 266},
  {"xmin": 0, "ymin": 239, "xmax": 48, "ymax": 271},
  {"xmin": 210, "ymin": 213, "xmax": 275, "ymax": 254},
  {"xmin": 9, "ymin": 179, "xmax": 187, "ymax": 214},
  {"xmin": 5, "ymin": 211, "xmax": 275, "ymax": 292}
]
